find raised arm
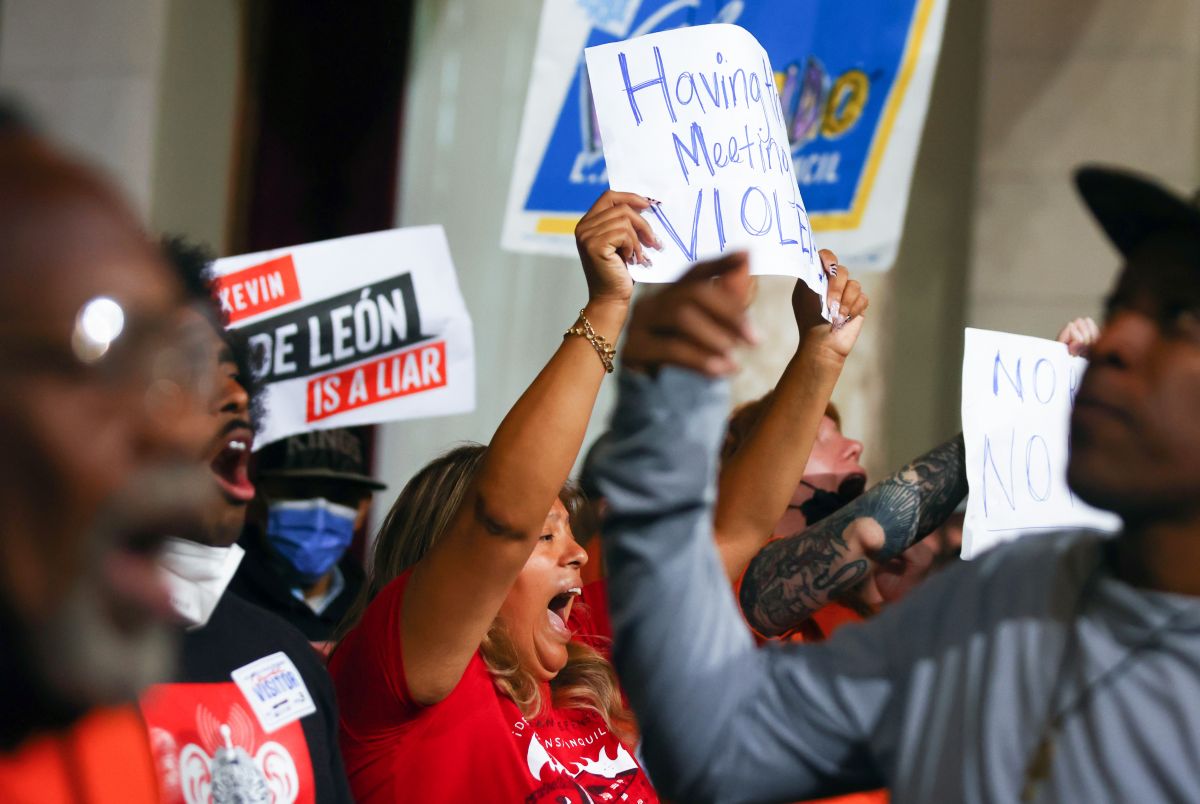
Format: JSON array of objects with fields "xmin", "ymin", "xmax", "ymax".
[
  {"xmin": 714, "ymin": 249, "xmax": 868, "ymax": 583},
  {"xmin": 592, "ymin": 257, "xmax": 891, "ymax": 802},
  {"xmin": 402, "ymin": 191, "xmax": 656, "ymax": 704},
  {"xmin": 739, "ymin": 433, "xmax": 967, "ymax": 637}
]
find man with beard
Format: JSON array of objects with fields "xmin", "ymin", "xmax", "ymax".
[
  {"xmin": 139, "ymin": 239, "xmax": 353, "ymax": 804},
  {"xmin": 590, "ymin": 166, "xmax": 1200, "ymax": 803},
  {"xmin": 0, "ymin": 130, "xmax": 215, "ymax": 800}
]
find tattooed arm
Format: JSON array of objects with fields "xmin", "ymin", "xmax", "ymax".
[{"xmin": 740, "ymin": 434, "xmax": 967, "ymax": 637}]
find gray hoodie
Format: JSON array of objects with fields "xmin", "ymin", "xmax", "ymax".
[{"xmin": 586, "ymin": 367, "xmax": 1200, "ymax": 803}]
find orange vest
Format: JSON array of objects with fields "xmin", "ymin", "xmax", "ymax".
[{"xmin": 0, "ymin": 706, "xmax": 160, "ymax": 804}]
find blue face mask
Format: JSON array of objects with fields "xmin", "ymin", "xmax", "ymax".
[{"xmin": 266, "ymin": 498, "xmax": 358, "ymax": 584}]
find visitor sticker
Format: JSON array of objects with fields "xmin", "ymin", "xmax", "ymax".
[{"xmin": 231, "ymin": 651, "xmax": 318, "ymax": 733}]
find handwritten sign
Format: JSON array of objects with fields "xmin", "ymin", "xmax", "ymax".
[
  {"xmin": 961, "ymin": 328, "xmax": 1119, "ymax": 559},
  {"xmin": 502, "ymin": 0, "xmax": 950, "ymax": 274},
  {"xmin": 584, "ymin": 23, "xmax": 825, "ymax": 296},
  {"xmin": 211, "ymin": 227, "xmax": 476, "ymax": 447}
]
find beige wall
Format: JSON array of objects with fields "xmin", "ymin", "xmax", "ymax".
[
  {"xmin": 376, "ymin": 0, "xmax": 617, "ymax": 492},
  {"xmin": 965, "ymin": 0, "xmax": 1200, "ymax": 340},
  {"xmin": 150, "ymin": 0, "xmax": 240, "ymax": 251},
  {"xmin": 0, "ymin": 0, "xmax": 239, "ymax": 248},
  {"xmin": 0, "ymin": 0, "xmax": 168, "ymax": 217}
]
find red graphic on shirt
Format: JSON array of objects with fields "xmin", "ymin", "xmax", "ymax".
[
  {"xmin": 141, "ymin": 683, "xmax": 315, "ymax": 804},
  {"xmin": 519, "ymin": 716, "xmax": 653, "ymax": 804}
]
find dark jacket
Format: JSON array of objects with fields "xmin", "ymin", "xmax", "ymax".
[{"xmin": 229, "ymin": 529, "xmax": 364, "ymax": 643}]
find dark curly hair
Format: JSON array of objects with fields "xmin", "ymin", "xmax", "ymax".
[{"xmin": 160, "ymin": 235, "xmax": 267, "ymax": 433}]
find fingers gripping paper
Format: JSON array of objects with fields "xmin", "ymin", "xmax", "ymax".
[
  {"xmin": 960, "ymin": 328, "xmax": 1119, "ymax": 559},
  {"xmin": 211, "ymin": 227, "xmax": 476, "ymax": 448},
  {"xmin": 584, "ymin": 24, "xmax": 827, "ymax": 301}
]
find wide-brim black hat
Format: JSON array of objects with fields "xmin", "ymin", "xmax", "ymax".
[{"xmin": 1075, "ymin": 165, "xmax": 1200, "ymax": 258}]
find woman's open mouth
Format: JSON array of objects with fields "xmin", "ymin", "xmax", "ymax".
[
  {"xmin": 209, "ymin": 424, "xmax": 255, "ymax": 503},
  {"xmin": 546, "ymin": 587, "xmax": 582, "ymax": 638}
]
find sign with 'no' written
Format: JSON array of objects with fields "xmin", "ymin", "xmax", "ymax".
[
  {"xmin": 211, "ymin": 227, "xmax": 476, "ymax": 447},
  {"xmin": 960, "ymin": 328, "xmax": 1119, "ymax": 559}
]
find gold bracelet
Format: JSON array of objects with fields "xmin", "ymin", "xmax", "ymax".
[{"xmin": 564, "ymin": 308, "xmax": 616, "ymax": 373}]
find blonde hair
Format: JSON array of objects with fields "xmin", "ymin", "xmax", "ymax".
[
  {"xmin": 722, "ymin": 394, "xmax": 841, "ymax": 463},
  {"xmin": 337, "ymin": 444, "xmax": 633, "ymax": 741}
]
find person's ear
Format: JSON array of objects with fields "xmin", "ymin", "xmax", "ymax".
[{"xmin": 355, "ymin": 496, "xmax": 372, "ymax": 530}]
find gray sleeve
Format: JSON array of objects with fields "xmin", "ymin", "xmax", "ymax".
[{"xmin": 586, "ymin": 367, "xmax": 893, "ymax": 803}]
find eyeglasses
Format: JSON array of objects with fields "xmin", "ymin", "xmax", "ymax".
[{"xmin": 0, "ymin": 296, "xmax": 221, "ymax": 422}]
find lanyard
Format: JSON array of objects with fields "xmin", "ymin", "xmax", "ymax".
[{"xmin": 1020, "ymin": 552, "xmax": 1195, "ymax": 801}]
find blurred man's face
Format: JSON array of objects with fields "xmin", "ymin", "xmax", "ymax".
[
  {"xmin": 0, "ymin": 157, "xmax": 214, "ymax": 719},
  {"xmin": 194, "ymin": 313, "xmax": 256, "ymax": 547},
  {"xmin": 1068, "ymin": 231, "xmax": 1200, "ymax": 521}
]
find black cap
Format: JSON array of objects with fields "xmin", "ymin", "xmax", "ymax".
[
  {"xmin": 255, "ymin": 428, "xmax": 387, "ymax": 491},
  {"xmin": 1076, "ymin": 165, "xmax": 1200, "ymax": 258}
]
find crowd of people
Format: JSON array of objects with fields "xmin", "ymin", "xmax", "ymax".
[{"xmin": 2, "ymin": 100, "xmax": 1200, "ymax": 804}]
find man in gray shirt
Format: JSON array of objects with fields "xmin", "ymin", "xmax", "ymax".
[{"xmin": 586, "ymin": 166, "xmax": 1200, "ymax": 803}]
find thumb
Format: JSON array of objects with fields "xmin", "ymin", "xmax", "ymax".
[
  {"xmin": 680, "ymin": 250, "xmax": 749, "ymax": 284},
  {"xmin": 716, "ymin": 257, "xmax": 753, "ymax": 307}
]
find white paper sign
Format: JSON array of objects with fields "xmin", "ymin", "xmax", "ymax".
[
  {"xmin": 211, "ymin": 227, "xmax": 476, "ymax": 447},
  {"xmin": 231, "ymin": 651, "xmax": 317, "ymax": 733},
  {"xmin": 584, "ymin": 23, "xmax": 826, "ymax": 299},
  {"xmin": 961, "ymin": 328, "xmax": 1120, "ymax": 559}
]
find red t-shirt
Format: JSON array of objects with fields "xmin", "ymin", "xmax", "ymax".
[{"xmin": 329, "ymin": 570, "xmax": 657, "ymax": 803}]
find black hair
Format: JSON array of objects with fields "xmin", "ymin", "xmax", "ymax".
[{"xmin": 160, "ymin": 235, "xmax": 267, "ymax": 433}]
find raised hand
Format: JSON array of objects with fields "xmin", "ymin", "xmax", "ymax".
[
  {"xmin": 1056, "ymin": 316, "xmax": 1100, "ymax": 357},
  {"xmin": 622, "ymin": 251, "xmax": 757, "ymax": 377},
  {"xmin": 793, "ymin": 249, "xmax": 869, "ymax": 364},
  {"xmin": 574, "ymin": 191, "xmax": 660, "ymax": 308}
]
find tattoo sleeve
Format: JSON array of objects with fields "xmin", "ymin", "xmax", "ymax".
[{"xmin": 739, "ymin": 433, "xmax": 967, "ymax": 636}]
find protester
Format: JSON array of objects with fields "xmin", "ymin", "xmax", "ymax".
[
  {"xmin": 718, "ymin": 396, "xmax": 887, "ymax": 804},
  {"xmin": 0, "ymin": 133, "xmax": 215, "ymax": 802},
  {"xmin": 738, "ymin": 314, "xmax": 1102, "ymax": 637},
  {"xmin": 138, "ymin": 238, "xmax": 353, "ymax": 803},
  {"xmin": 231, "ymin": 427, "xmax": 385, "ymax": 647},
  {"xmin": 714, "ymin": 250, "xmax": 866, "ymax": 583},
  {"xmin": 724, "ymin": 400, "xmax": 866, "ymax": 553},
  {"xmin": 588, "ymin": 165, "xmax": 1200, "ymax": 802},
  {"xmin": 329, "ymin": 191, "xmax": 671, "ymax": 802},
  {"xmin": 709, "ymin": 243, "xmax": 967, "ymax": 644},
  {"xmin": 568, "ymin": 251, "xmax": 870, "ymax": 658}
]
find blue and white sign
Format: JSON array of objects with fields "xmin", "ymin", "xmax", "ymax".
[{"xmin": 502, "ymin": 0, "xmax": 949, "ymax": 272}]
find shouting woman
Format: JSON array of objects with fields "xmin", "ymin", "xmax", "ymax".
[{"xmin": 329, "ymin": 192, "xmax": 713, "ymax": 803}]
